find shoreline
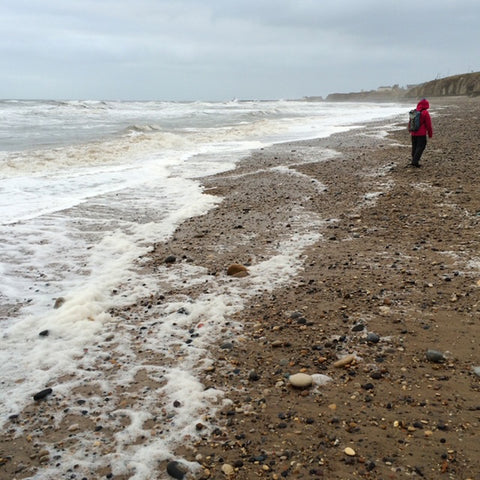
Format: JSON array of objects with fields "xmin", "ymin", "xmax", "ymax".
[
  {"xmin": 2, "ymin": 98, "xmax": 480, "ymax": 479},
  {"xmin": 168, "ymin": 97, "xmax": 480, "ymax": 479}
]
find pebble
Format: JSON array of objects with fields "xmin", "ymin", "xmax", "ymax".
[
  {"xmin": 221, "ymin": 463, "xmax": 235, "ymax": 476},
  {"xmin": 166, "ymin": 460, "xmax": 186, "ymax": 479},
  {"xmin": 165, "ymin": 255, "xmax": 176, "ymax": 264},
  {"xmin": 472, "ymin": 366, "xmax": 480, "ymax": 378},
  {"xmin": 226, "ymin": 264, "xmax": 249, "ymax": 277},
  {"xmin": 33, "ymin": 388, "xmax": 53, "ymax": 401},
  {"xmin": 333, "ymin": 354, "xmax": 356, "ymax": 368},
  {"xmin": 366, "ymin": 332, "xmax": 380, "ymax": 344},
  {"xmin": 351, "ymin": 323, "xmax": 365, "ymax": 332},
  {"xmin": 289, "ymin": 373, "xmax": 313, "ymax": 388},
  {"xmin": 344, "ymin": 447, "xmax": 356, "ymax": 456},
  {"xmin": 426, "ymin": 349, "xmax": 445, "ymax": 363},
  {"xmin": 53, "ymin": 297, "xmax": 65, "ymax": 309},
  {"xmin": 38, "ymin": 330, "xmax": 49, "ymax": 337}
]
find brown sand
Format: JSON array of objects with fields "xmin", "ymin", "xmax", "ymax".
[{"xmin": 2, "ymin": 97, "xmax": 480, "ymax": 479}]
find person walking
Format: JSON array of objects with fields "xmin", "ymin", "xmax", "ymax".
[{"xmin": 410, "ymin": 98, "xmax": 433, "ymax": 168}]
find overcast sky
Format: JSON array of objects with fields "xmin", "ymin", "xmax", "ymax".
[{"xmin": 1, "ymin": 0, "xmax": 478, "ymax": 101}]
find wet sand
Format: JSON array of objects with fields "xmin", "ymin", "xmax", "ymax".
[{"xmin": 2, "ymin": 97, "xmax": 480, "ymax": 479}]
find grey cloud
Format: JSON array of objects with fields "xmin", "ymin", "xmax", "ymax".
[{"xmin": 1, "ymin": 0, "xmax": 479, "ymax": 100}]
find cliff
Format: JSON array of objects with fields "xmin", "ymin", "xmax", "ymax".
[
  {"xmin": 325, "ymin": 71, "xmax": 480, "ymax": 102},
  {"xmin": 406, "ymin": 72, "xmax": 480, "ymax": 98}
]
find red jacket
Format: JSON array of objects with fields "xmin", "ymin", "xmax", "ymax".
[{"xmin": 411, "ymin": 98, "xmax": 433, "ymax": 138}]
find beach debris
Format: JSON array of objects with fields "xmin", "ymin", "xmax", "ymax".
[
  {"xmin": 425, "ymin": 349, "xmax": 446, "ymax": 363},
  {"xmin": 166, "ymin": 460, "xmax": 187, "ymax": 479},
  {"xmin": 344, "ymin": 447, "xmax": 356, "ymax": 456},
  {"xmin": 226, "ymin": 263, "xmax": 249, "ymax": 277},
  {"xmin": 472, "ymin": 366, "xmax": 480, "ymax": 378},
  {"xmin": 289, "ymin": 373, "xmax": 313, "ymax": 388},
  {"xmin": 33, "ymin": 388, "xmax": 53, "ymax": 401},
  {"xmin": 333, "ymin": 354, "xmax": 356, "ymax": 368},
  {"xmin": 53, "ymin": 297, "xmax": 65, "ymax": 309}
]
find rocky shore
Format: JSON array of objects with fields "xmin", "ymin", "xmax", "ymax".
[
  {"xmin": 170, "ymin": 97, "xmax": 480, "ymax": 479},
  {"xmin": 2, "ymin": 97, "xmax": 480, "ymax": 479}
]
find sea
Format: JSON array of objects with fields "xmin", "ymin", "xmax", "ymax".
[{"xmin": 0, "ymin": 99, "xmax": 408, "ymax": 479}]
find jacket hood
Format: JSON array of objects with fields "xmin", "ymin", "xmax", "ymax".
[{"xmin": 417, "ymin": 98, "xmax": 430, "ymax": 110}]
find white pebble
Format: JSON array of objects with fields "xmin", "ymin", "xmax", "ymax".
[{"xmin": 289, "ymin": 373, "xmax": 313, "ymax": 388}]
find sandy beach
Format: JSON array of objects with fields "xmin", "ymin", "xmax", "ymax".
[{"xmin": 2, "ymin": 97, "xmax": 480, "ymax": 480}]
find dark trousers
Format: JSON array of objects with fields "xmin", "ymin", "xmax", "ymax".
[{"xmin": 411, "ymin": 135, "xmax": 427, "ymax": 166}]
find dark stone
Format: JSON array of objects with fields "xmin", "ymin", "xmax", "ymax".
[
  {"xmin": 39, "ymin": 330, "xmax": 49, "ymax": 337},
  {"xmin": 437, "ymin": 421, "xmax": 448, "ymax": 431},
  {"xmin": 362, "ymin": 383, "xmax": 374, "ymax": 390},
  {"xmin": 33, "ymin": 388, "xmax": 53, "ymax": 401},
  {"xmin": 249, "ymin": 455, "xmax": 267, "ymax": 463},
  {"xmin": 352, "ymin": 323, "xmax": 365, "ymax": 332},
  {"xmin": 367, "ymin": 332, "xmax": 380, "ymax": 344},
  {"xmin": 165, "ymin": 255, "xmax": 176, "ymax": 264},
  {"xmin": 166, "ymin": 460, "xmax": 186, "ymax": 479},
  {"xmin": 248, "ymin": 371, "xmax": 260, "ymax": 381}
]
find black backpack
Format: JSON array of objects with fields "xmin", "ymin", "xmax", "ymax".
[{"xmin": 408, "ymin": 109, "xmax": 422, "ymax": 132}]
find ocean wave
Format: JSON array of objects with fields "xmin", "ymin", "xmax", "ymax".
[{"xmin": 124, "ymin": 124, "xmax": 163, "ymax": 134}]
